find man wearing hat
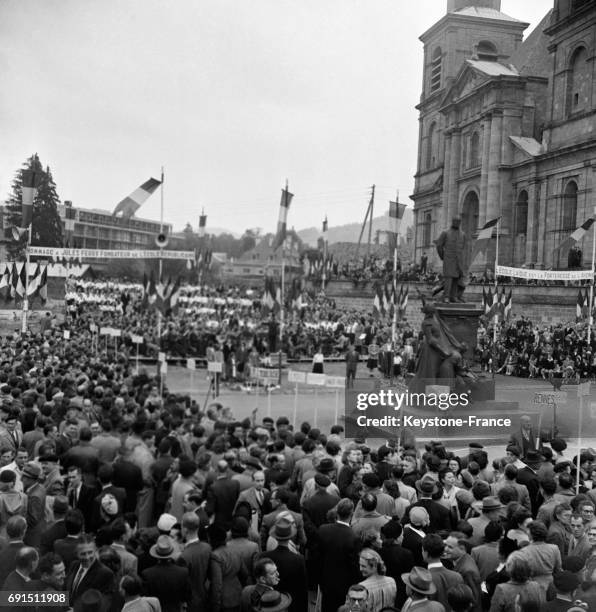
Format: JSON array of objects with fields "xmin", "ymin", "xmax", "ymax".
[
  {"xmin": 261, "ymin": 488, "xmax": 306, "ymax": 552},
  {"xmin": 141, "ymin": 534, "xmax": 191, "ymax": 612},
  {"xmin": 299, "ymin": 457, "xmax": 339, "ymax": 504},
  {"xmin": 353, "ymin": 473, "xmax": 395, "ymax": 519},
  {"xmin": 21, "ymin": 461, "xmax": 46, "ymax": 548},
  {"xmin": 259, "ymin": 518, "xmax": 307, "ymax": 612},
  {"xmin": 515, "ymin": 450, "xmax": 542, "ymax": 516},
  {"xmin": 466, "ymin": 497, "xmax": 502, "ymax": 547},
  {"xmin": 403, "ymin": 476, "xmax": 451, "ymax": 534},
  {"xmin": 401, "ymin": 567, "xmax": 445, "ymax": 611},
  {"xmin": 402, "ymin": 507, "xmax": 430, "ymax": 567},
  {"xmin": 257, "ymin": 590, "xmax": 292, "ymax": 612}
]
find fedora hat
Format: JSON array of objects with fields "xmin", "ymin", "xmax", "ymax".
[
  {"xmin": 415, "ymin": 476, "xmax": 438, "ymax": 496},
  {"xmin": 317, "ymin": 457, "xmax": 335, "ymax": 473},
  {"xmin": 149, "ymin": 535, "xmax": 176, "ymax": 560},
  {"xmin": 272, "ymin": 518, "xmax": 294, "ymax": 541},
  {"xmin": 481, "ymin": 496, "xmax": 503, "ymax": 512},
  {"xmin": 401, "ymin": 567, "xmax": 437, "ymax": 596},
  {"xmin": 21, "ymin": 462, "xmax": 42, "ymax": 480},
  {"xmin": 257, "ymin": 590, "xmax": 292, "ymax": 612},
  {"xmin": 525, "ymin": 450, "xmax": 544, "ymax": 464}
]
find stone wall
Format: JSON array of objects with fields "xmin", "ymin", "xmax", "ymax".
[{"xmin": 323, "ymin": 280, "xmax": 581, "ymax": 326}]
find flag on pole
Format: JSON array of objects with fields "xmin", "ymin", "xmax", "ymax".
[
  {"xmin": 27, "ymin": 263, "xmax": 41, "ymax": 296},
  {"xmin": 112, "ymin": 178, "xmax": 162, "ymax": 219},
  {"xmin": 471, "ymin": 217, "xmax": 500, "ymax": 262},
  {"xmin": 0, "ymin": 265, "xmax": 8, "ymax": 290},
  {"xmin": 388, "ymin": 201, "xmax": 407, "ymax": 234},
  {"xmin": 198, "ymin": 213, "xmax": 207, "ymax": 238},
  {"xmin": 272, "ymin": 186, "xmax": 294, "ymax": 251},
  {"xmin": 503, "ymin": 289, "xmax": 513, "ymax": 320},
  {"xmin": 577, "ymin": 288, "xmax": 590, "ymax": 320},
  {"xmin": 398, "ymin": 285, "xmax": 409, "ymax": 313},
  {"xmin": 15, "ymin": 263, "xmax": 26, "ymax": 297},
  {"xmin": 484, "ymin": 286, "xmax": 498, "ymax": 317},
  {"xmin": 21, "ymin": 170, "xmax": 37, "ymax": 228},
  {"xmin": 38, "ymin": 264, "xmax": 48, "ymax": 304},
  {"xmin": 322, "ymin": 217, "xmax": 328, "ymax": 243},
  {"xmin": 373, "ymin": 285, "xmax": 385, "ymax": 317},
  {"xmin": 556, "ymin": 218, "xmax": 595, "ymax": 255}
]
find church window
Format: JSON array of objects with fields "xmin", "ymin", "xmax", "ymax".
[
  {"xmin": 422, "ymin": 213, "xmax": 432, "ymax": 246},
  {"xmin": 477, "ymin": 41, "xmax": 498, "ymax": 62},
  {"xmin": 562, "ymin": 181, "xmax": 578, "ymax": 231},
  {"xmin": 567, "ymin": 46, "xmax": 590, "ymax": 115},
  {"xmin": 426, "ymin": 122, "xmax": 436, "ymax": 169},
  {"xmin": 430, "ymin": 47, "xmax": 442, "ymax": 93},
  {"xmin": 515, "ymin": 191, "xmax": 528, "ymax": 235},
  {"xmin": 469, "ymin": 131, "xmax": 480, "ymax": 168}
]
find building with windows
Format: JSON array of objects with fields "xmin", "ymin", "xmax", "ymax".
[{"xmin": 411, "ymin": 0, "xmax": 596, "ymax": 272}]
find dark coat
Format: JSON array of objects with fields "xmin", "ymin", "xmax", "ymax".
[
  {"xmin": 0, "ymin": 541, "xmax": 25, "ymax": 587},
  {"xmin": 178, "ymin": 540, "xmax": 211, "ymax": 611},
  {"xmin": 516, "ymin": 467, "xmax": 541, "ymax": 516},
  {"xmin": 112, "ymin": 460, "xmax": 144, "ymax": 513},
  {"xmin": 317, "ymin": 522, "xmax": 360, "ymax": 612},
  {"xmin": 39, "ymin": 519, "xmax": 67, "ymax": 555},
  {"xmin": 54, "ymin": 536, "xmax": 81, "ymax": 569},
  {"xmin": 380, "ymin": 542, "xmax": 415, "ymax": 608},
  {"xmin": 435, "ymin": 227, "xmax": 467, "ymax": 278},
  {"xmin": 141, "ymin": 561, "xmax": 191, "ymax": 612},
  {"xmin": 23, "ymin": 483, "xmax": 46, "ymax": 548},
  {"xmin": 427, "ymin": 565, "xmax": 464, "ymax": 612},
  {"xmin": 401, "ymin": 525, "xmax": 426, "ymax": 567},
  {"xmin": 206, "ymin": 477, "xmax": 240, "ymax": 529},
  {"xmin": 68, "ymin": 483, "xmax": 98, "ymax": 530},
  {"xmin": 402, "ymin": 499, "xmax": 452, "ymax": 534},
  {"xmin": 259, "ymin": 547, "xmax": 308, "ymax": 612},
  {"xmin": 65, "ymin": 559, "xmax": 114, "ymax": 608},
  {"xmin": 302, "ymin": 491, "xmax": 339, "ymax": 541}
]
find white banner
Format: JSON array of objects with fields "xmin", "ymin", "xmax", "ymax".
[
  {"xmin": 325, "ymin": 375, "xmax": 346, "ymax": 388},
  {"xmin": 253, "ymin": 367, "xmax": 277, "ymax": 380},
  {"xmin": 306, "ymin": 373, "xmax": 327, "ymax": 386},
  {"xmin": 29, "ymin": 247, "xmax": 195, "ymax": 260},
  {"xmin": 496, "ymin": 265, "xmax": 593, "ymax": 281},
  {"xmin": 287, "ymin": 370, "xmax": 307, "ymax": 384},
  {"xmin": 207, "ymin": 361, "xmax": 223, "ymax": 373}
]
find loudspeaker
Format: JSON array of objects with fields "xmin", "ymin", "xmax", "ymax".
[{"xmin": 155, "ymin": 233, "xmax": 169, "ymax": 248}]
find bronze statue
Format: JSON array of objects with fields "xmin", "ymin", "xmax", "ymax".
[{"xmin": 435, "ymin": 216, "xmax": 468, "ymax": 303}]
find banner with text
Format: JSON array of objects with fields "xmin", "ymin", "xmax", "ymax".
[
  {"xmin": 496, "ymin": 265, "xmax": 593, "ymax": 281},
  {"xmin": 29, "ymin": 247, "xmax": 195, "ymax": 260}
]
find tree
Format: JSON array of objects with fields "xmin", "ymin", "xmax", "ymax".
[{"xmin": 5, "ymin": 154, "xmax": 64, "ymax": 259}]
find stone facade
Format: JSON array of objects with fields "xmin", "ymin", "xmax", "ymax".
[{"xmin": 411, "ymin": 0, "xmax": 596, "ymax": 274}]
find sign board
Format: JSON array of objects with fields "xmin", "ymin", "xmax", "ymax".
[
  {"xmin": 130, "ymin": 334, "xmax": 143, "ymax": 344},
  {"xmin": 158, "ymin": 352, "xmax": 166, "ymax": 363},
  {"xmin": 578, "ymin": 382, "xmax": 591, "ymax": 397},
  {"xmin": 99, "ymin": 327, "xmax": 110, "ymax": 336},
  {"xmin": 325, "ymin": 376, "xmax": 346, "ymax": 388},
  {"xmin": 533, "ymin": 391, "xmax": 567, "ymax": 406},
  {"xmin": 111, "ymin": 329, "xmax": 122, "ymax": 338},
  {"xmin": 254, "ymin": 367, "xmax": 277, "ymax": 381},
  {"xmin": 63, "ymin": 330, "xmax": 70, "ymax": 340},
  {"xmin": 306, "ymin": 373, "xmax": 326, "ymax": 386},
  {"xmin": 186, "ymin": 358, "xmax": 196, "ymax": 370},
  {"xmin": 287, "ymin": 370, "xmax": 306, "ymax": 384},
  {"xmin": 207, "ymin": 361, "xmax": 223, "ymax": 373}
]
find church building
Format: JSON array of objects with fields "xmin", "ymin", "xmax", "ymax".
[{"xmin": 411, "ymin": 0, "xmax": 596, "ymax": 272}]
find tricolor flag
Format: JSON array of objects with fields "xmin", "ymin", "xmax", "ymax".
[
  {"xmin": 21, "ymin": 170, "xmax": 37, "ymax": 228},
  {"xmin": 398, "ymin": 285, "xmax": 409, "ymax": 313},
  {"xmin": 112, "ymin": 177, "xmax": 162, "ymax": 219},
  {"xmin": 503, "ymin": 289, "xmax": 512, "ymax": 320},
  {"xmin": 38, "ymin": 264, "xmax": 48, "ymax": 304},
  {"xmin": 556, "ymin": 218, "xmax": 595, "ymax": 256},
  {"xmin": 27, "ymin": 263, "xmax": 41, "ymax": 296},
  {"xmin": 271, "ymin": 186, "xmax": 294, "ymax": 251},
  {"xmin": 577, "ymin": 288, "xmax": 590, "ymax": 320},
  {"xmin": 262, "ymin": 276, "xmax": 280, "ymax": 311},
  {"xmin": 483, "ymin": 286, "xmax": 498, "ymax": 318},
  {"xmin": 198, "ymin": 213, "xmax": 207, "ymax": 238},
  {"xmin": 147, "ymin": 271, "xmax": 157, "ymax": 305},
  {"xmin": 373, "ymin": 285, "xmax": 385, "ymax": 317},
  {"xmin": 471, "ymin": 217, "xmax": 500, "ymax": 262},
  {"xmin": 322, "ymin": 217, "xmax": 328, "ymax": 243},
  {"xmin": 388, "ymin": 201, "xmax": 406, "ymax": 252},
  {"xmin": 0, "ymin": 264, "xmax": 8, "ymax": 290}
]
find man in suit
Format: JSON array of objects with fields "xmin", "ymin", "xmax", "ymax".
[
  {"xmin": 508, "ymin": 415, "xmax": 539, "ymax": 460},
  {"xmin": 234, "ymin": 470, "xmax": 270, "ymax": 531},
  {"xmin": 0, "ymin": 410, "xmax": 23, "ymax": 456},
  {"xmin": 402, "ymin": 507, "xmax": 429, "ymax": 567},
  {"xmin": 568, "ymin": 514, "xmax": 591, "ymax": 562},
  {"xmin": 380, "ymin": 518, "xmax": 415, "ymax": 609},
  {"xmin": 179, "ymin": 512, "xmax": 211, "ymax": 611},
  {"xmin": 466, "ymin": 497, "xmax": 503, "ymax": 547},
  {"xmin": 206, "ymin": 460, "xmax": 240, "ymax": 530},
  {"xmin": 55, "ymin": 419, "xmax": 78, "ymax": 458},
  {"xmin": 259, "ymin": 518, "xmax": 308, "ymax": 612},
  {"xmin": 0, "ymin": 516, "xmax": 27, "ymax": 587},
  {"xmin": 39, "ymin": 496, "xmax": 69, "ymax": 555},
  {"xmin": 21, "ymin": 462, "xmax": 46, "ymax": 549},
  {"xmin": 317, "ymin": 498, "xmax": 360, "ymax": 612},
  {"xmin": 2, "ymin": 546, "xmax": 38, "ymax": 590},
  {"xmin": 402, "ymin": 476, "xmax": 451, "ymax": 534},
  {"xmin": 302, "ymin": 473, "xmax": 340, "ymax": 539},
  {"xmin": 470, "ymin": 521, "xmax": 502, "ymax": 582},
  {"xmin": 109, "ymin": 518, "xmax": 138, "ymax": 577},
  {"xmin": 260, "ymin": 488, "xmax": 306, "ymax": 551},
  {"xmin": 141, "ymin": 535, "xmax": 191, "ymax": 612},
  {"xmin": 65, "ymin": 534, "xmax": 114, "ymax": 608},
  {"xmin": 421, "ymin": 534, "xmax": 463, "ymax": 612},
  {"xmin": 65, "ymin": 465, "xmax": 97, "ymax": 530},
  {"xmin": 515, "ymin": 450, "xmax": 542, "ymax": 516},
  {"xmin": 53, "ymin": 509, "xmax": 84, "ymax": 569},
  {"xmin": 444, "ymin": 532, "xmax": 482, "ymax": 612}
]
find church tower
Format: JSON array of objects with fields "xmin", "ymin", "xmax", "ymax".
[{"xmin": 411, "ymin": 1, "xmax": 528, "ymax": 266}]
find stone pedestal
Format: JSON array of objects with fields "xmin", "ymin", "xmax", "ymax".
[{"xmin": 435, "ymin": 302, "xmax": 484, "ymax": 361}]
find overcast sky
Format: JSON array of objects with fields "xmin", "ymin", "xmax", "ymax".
[{"xmin": 1, "ymin": 0, "xmax": 549, "ymax": 236}]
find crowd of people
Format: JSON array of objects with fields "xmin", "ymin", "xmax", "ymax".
[{"xmin": 0, "ymin": 319, "xmax": 592, "ymax": 612}]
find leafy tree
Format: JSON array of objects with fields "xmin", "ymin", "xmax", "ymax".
[{"xmin": 5, "ymin": 154, "xmax": 64, "ymax": 259}]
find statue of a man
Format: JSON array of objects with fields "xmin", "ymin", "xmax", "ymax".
[{"xmin": 435, "ymin": 216, "xmax": 468, "ymax": 303}]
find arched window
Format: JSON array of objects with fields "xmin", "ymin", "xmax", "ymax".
[
  {"xmin": 477, "ymin": 41, "xmax": 498, "ymax": 62},
  {"xmin": 515, "ymin": 191, "xmax": 528, "ymax": 235},
  {"xmin": 562, "ymin": 181, "xmax": 578, "ymax": 231},
  {"xmin": 470, "ymin": 132, "xmax": 480, "ymax": 168},
  {"xmin": 567, "ymin": 46, "xmax": 589, "ymax": 115},
  {"xmin": 422, "ymin": 213, "xmax": 432, "ymax": 246},
  {"xmin": 431, "ymin": 47, "xmax": 442, "ymax": 93},
  {"xmin": 426, "ymin": 122, "xmax": 436, "ymax": 169}
]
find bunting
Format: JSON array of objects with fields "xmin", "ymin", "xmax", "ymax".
[
  {"xmin": 272, "ymin": 186, "xmax": 293, "ymax": 251},
  {"xmin": 556, "ymin": 218, "xmax": 595, "ymax": 256},
  {"xmin": 471, "ymin": 217, "xmax": 500, "ymax": 263}
]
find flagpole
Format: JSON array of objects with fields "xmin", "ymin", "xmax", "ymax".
[
  {"xmin": 587, "ymin": 209, "xmax": 596, "ymax": 346},
  {"xmin": 158, "ymin": 167, "xmax": 164, "ymax": 397},
  {"xmin": 21, "ymin": 231, "xmax": 31, "ymax": 334},
  {"xmin": 322, "ymin": 216, "xmax": 327, "ymax": 292},
  {"xmin": 492, "ymin": 219, "xmax": 500, "ymax": 374},
  {"xmin": 278, "ymin": 181, "xmax": 288, "ymax": 387}
]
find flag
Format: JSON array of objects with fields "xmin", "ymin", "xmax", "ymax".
[
  {"xmin": 383, "ymin": 283, "xmax": 393, "ymax": 317},
  {"xmin": 0, "ymin": 264, "xmax": 8, "ymax": 290},
  {"xmin": 272, "ymin": 186, "xmax": 294, "ymax": 251},
  {"xmin": 166, "ymin": 277, "xmax": 181, "ymax": 312},
  {"xmin": 503, "ymin": 289, "xmax": 512, "ymax": 320},
  {"xmin": 38, "ymin": 265, "xmax": 48, "ymax": 304},
  {"xmin": 388, "ymin": 201, "xmax": 406, "ymax": 235},
  {"xmin": 198, "ymin": 213, "xmax": 207, "ymax": 238},
  {"xmin": 398, "ymin": 285, "xmax": 409, "ymax": 313},
  {"xmin": 27, "ymin": 263, "xmax": 41, "ymax": 296},
  {"xmin": 21, "ymin": 170, "xmax": 37, "ymax": 228},
  {"xmin": 322, "ymin": 217, "xmax": 328, "ymax": 243},
  {"xmin": 471, "ymin": 217, "xmax": 500, "ymax": 262},
  {"xmin": 373, "ymin": 286, "xmax": 385, "ymax": 317},
  {"xmin": 484, "ymin": 286, "xmax": 498, "ymax": 317},
  {"xmin": 577, "ymin": 289, "xmax": 590, "ymax": 320},
  {"xmin": 10, "ymin": 227, "xmax": 28, "ymax": 242},
  {"xmin": 556, "ymin": 218, "xmax": 595, "ymax": 255},
  {"xmin": 147, "ymin": 271, "xmax": 157, "ymax": 305},
  {"xmin": 262, "ymin": 276, "xmax": 279, "ymax": 311},
  {"xmin": 112, "ymin": 177, "xmax": 161, "ymax": 219}
]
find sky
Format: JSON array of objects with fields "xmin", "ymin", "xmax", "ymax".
[{"xmin": 1, "ymin": 0, "xmax": 549, "ymax": 236}]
